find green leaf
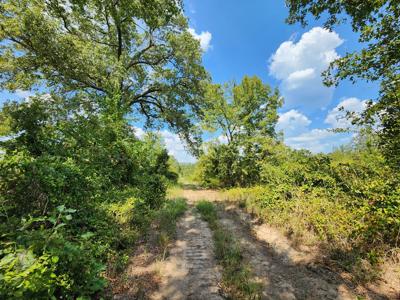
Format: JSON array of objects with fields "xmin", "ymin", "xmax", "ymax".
[{"xmin": 80, "ymin": 232, "xmax": 95, "ymax": 240}]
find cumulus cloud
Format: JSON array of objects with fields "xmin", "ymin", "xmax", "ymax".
[
  {"xmin": 269, "ymin": 27, "xmax": 343, "ymax": 110},
  {"xmin": 276, "ymin": 109, "xmax": 311, "ymax": 137},
  {"xmin": 285, "ymin": 129, "xmax": 351, "ymax": 153},
  {"xmin": 188, "ymin": 28, "xmax": 212, "ymax": 52},
  {"xmin": 276, "ymin": 104, "xmax": 358, "ymax": 153},
  {"xmin": 325, "ymin": 97, "xmax": 367, "ymax": 129}
]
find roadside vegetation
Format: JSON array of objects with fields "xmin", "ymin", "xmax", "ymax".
[
  {"xmin": 196, "ymin": 201, "xmax": 262, "ymax": 299},
  {"xmin": 0, "ymin": 0, "xmax": 203, "ymax": 298},
  {"xmin": 0, "ymin": 0, "xmax": 399, "ymax": 298},
  {"xmin": 195, "ymin": 89, "xmax": 399, "ymax": 282}
]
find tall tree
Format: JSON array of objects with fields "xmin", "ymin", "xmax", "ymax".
[
  {"xmin": 0, "ymin": 0, "xmax": 209, "ymax": 152},
  {"xmin": 203, "ymin": 76, "xmax": 282, "ymax": 144},
  {"xmin": 285, "ymin": 0, "xmax": 400, "ymax": 168}
]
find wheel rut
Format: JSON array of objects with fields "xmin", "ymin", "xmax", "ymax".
[
  {"xmin": 114, "ymin": 189, "xmax": 393, "ymax": 300},
  {"xmin": 216, "ymin": 203, "xmax": 390, "ymax": 300},
  {"xmin": 152, "ymin": 204, "xmax": 223, "ymax": 300}
]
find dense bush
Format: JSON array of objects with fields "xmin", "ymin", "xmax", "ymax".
[
  {"xmin": 196, "ymin": 138, "xmax": 269, "ymax": 188},
  {"xmin": 0, "ymin": 95, "xmax": 178, "ymax": 298}
]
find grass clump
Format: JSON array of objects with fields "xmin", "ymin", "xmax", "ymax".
[
  {"xmin": 152, "ymin": 198, "xmax": 188, "ymax": 258},
  {"xmin": 196, "ymin": 200, "xmax": 262, "ymax": 299}
]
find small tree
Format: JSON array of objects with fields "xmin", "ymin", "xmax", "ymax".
[
  {"xmin": 203, "ymin": 76, "xmax": 282, "ymax": 145},
  {"xmin": 197, "ymin": 76, "xmax": 282, "ymax": 187}
]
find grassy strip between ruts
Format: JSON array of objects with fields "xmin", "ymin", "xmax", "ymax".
[{"xmin": 196, "ymin": 200, "xmax": 262, "ymax": 299}]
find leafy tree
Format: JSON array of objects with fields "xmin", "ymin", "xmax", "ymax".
[
  {"xmin": 285, "ymin": 0, "xmax": 400, "ymax": 168},
  {"xmin": 0, "ymin": 93, "xmax": 180, "ymax": 298},
  {"xmin": 197, "ymin": 76, "xmax": 282, "ymax": 187},
  {"xmin": 0, "ymin": 0, "xmax": 209, "ymax": 152},
  {"xmin": 203, "ymin": 76, "xmax": 282, "ymax": 144},
  {"xmin": 0, "ymin": 110, "xmax": 11, "ymax": 136}
]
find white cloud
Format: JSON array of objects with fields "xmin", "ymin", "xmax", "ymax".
[
  {"xmin": 159, "ymin": 130, "xmax": 196, "ymax": 163},
  {"xmin": 15, "ymin": 89, "xmax": 34, "ymax": 99},
  {"xmin": 325, "ymin": 97, "xmax": 367, "ymax": 129},
  {"xmin": 269, "ymin": 27, "xmax": 343, "ymax": 110},
  {"xmin": 276, "ymin": 109, "xmax": 311, "ymax": 137},
  {"xmin": 217, "ymin": 134, "xmax": 228, "ymax": 144},
  {"xmin": 285, "ymin": 129, "xmax": 351, "ymax": 153},
  {"xmin": 188, "ymin": 28, "xmax": 212, "ymax": 52},
  {"xmin": 132, "ymin": 126, "xmax": 145, "ymax": 139},
  {"xmin": 276, "ymin": 109, "xmax": 349, "ymax": 153}
]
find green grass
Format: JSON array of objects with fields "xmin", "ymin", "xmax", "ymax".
[
  {"xmin": 196, "ymin": 200, "xmax": 262, "ymax": 299},
  {"xmin": 152, "ymin": 198, "xmax": 188, "ymax": 258}
]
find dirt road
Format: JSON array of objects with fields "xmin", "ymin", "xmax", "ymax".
[{"xmin": 115, "ymin": 189, "xmax": 393, "ymax": 300}]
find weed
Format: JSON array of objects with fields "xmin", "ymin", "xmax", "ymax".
[
  {"xmin": 152, "ymin": 198, "xmax": 188, "ymax": 258},
  {"xmin": 196, "ymin": 201, "xmax": 262, "ymax": 299}
]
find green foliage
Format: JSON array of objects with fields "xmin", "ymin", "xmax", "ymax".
[
  {"xmin": 198, "ymin": 75, "xmax": 282, "ymax": 188},
  {"xmin": 216, "ymin": 131, "xmax": 400, "ymax": 281},
  {"xmin": 196, "ymin": 113, "xmax": 399, "ymax": 281},
  {"xmin": 0, "ymin": 0, "xmax": 202, "ymax": 298},
  {"xmin": 0, "ymin": 205, "xmax": 107, "ymax": 299},
  {"xmin": 197, "ymin": 137, "xmax": 285, "ymax": 188},
  {"xmin": 0, "ymin": 94, "xmax": 179, "ymax": 298},
  {"xmin": 0, "ymin": 0, "xmax": 210, "ymax": 152},
  {"xmin": 203, "ymin": 76, "xmax": 282, "ymax": 144},
  {"xmin": 0, "ymin": 110, "xmax": 11, "ymax": 136}
]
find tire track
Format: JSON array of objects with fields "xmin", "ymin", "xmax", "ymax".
[{"xmin": 152, "ymin": 205, "xmax": 223, "ymax": 300}]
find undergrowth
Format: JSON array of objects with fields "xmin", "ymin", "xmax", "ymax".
[
  {"xmin": 222, "ymin": 186, "xmax": 398, "ymax": 284},
  {"xmin": 196, "ymin": 201, "xmax": 262, "ymax": 299},
  {"xmin": 151, "ymin": 198, "xmax": 188, "ymax": 259}
]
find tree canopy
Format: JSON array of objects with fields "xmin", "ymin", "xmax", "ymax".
[
  {"xmin": 203, "ymin": 76, "xmax": 282, "ymax": 144},
  {"xmin": 0, "ymin": 0, "xmax": 209, "ymax": 152}
]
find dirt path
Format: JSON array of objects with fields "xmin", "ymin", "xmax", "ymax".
[
  {"xmin": 151, "ymin": 201, "xmax": 223, "ymax": 300},
  {"xmin": 115, "ymin": 188, "xmax": 393, "ymax": 299},
  {"xmin": 218, "ymin": 205, "xmax": 357, "ymax": 300},
  {"xmin": 180, "ymin": 189, "xmax": 390, "ymax": 300}
]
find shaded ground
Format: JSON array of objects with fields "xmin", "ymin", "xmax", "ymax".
[
  {"xmin": 219, "ymin": 203, "xmax": 396, "ymax": 300},
  {"xmin": 114, "ymin": 188, "xmax": 398, "ymax": 300}
]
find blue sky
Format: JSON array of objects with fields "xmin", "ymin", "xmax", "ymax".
[
  {"xmin": 178, "ymin": 0, "xmax": 380, "ymax": 162},
  {"xmin": 0, "ymin": 1, "xmax": 380, "ymax": 162}
]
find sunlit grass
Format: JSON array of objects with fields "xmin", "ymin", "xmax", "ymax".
[{"xmin": 196, "ymin": 200, "xmax": 262, "ymax": 299}]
